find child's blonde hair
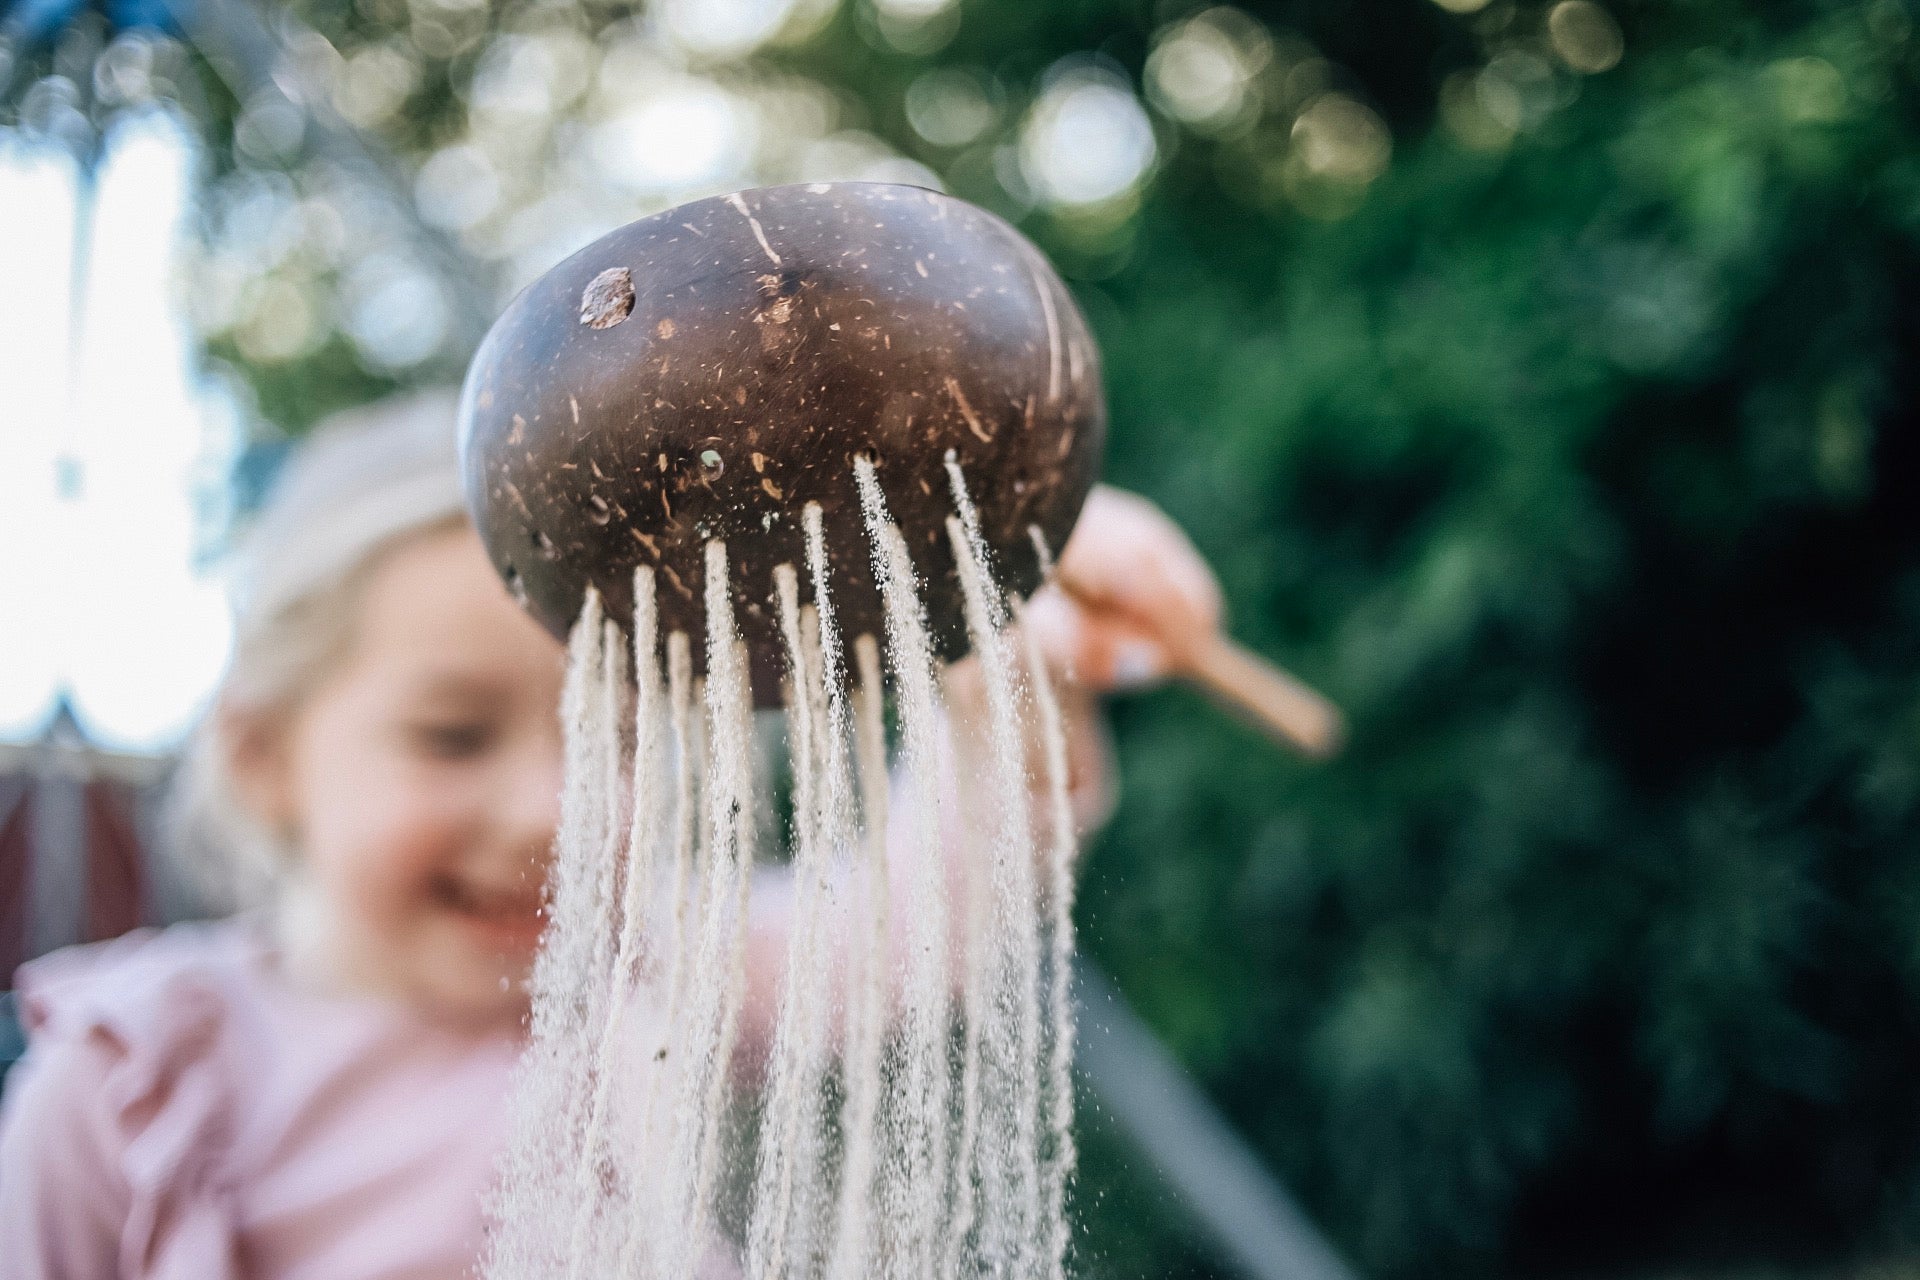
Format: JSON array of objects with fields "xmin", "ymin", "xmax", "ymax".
[{"xmin": 169, "ymin": 389, "xmax": 469, "ymax": 910}]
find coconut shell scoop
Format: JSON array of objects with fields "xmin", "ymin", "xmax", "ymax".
[
  {"xmin": 458, "ymin": 181, "xmax": 1343, "ymax": 754},
  {"xmin": 458, "ymin": 181, "xmax": 1102, "ymax": 704}
]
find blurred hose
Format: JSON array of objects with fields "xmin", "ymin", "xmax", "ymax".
[{"xmin": 1077, "ymin": 961, "xmax": 1360, "ymax": 1280}]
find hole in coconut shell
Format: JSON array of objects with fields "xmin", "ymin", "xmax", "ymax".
[{"xmin": 579, "ymin": 268, "xmax": 635, "ymax": 329}]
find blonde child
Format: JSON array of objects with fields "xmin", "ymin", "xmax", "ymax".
[{"xmin": 0, "ymin": 391, "xmax": 1222, "ymax": 1279}]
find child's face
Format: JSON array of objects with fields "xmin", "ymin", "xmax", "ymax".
[{"xmin": 249, "ymin": 524, "xmax": 567, "ymax": 1025}]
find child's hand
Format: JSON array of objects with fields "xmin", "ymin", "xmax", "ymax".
[{"xmin": 1023, "ymin": 485, "xmax": 1223, "ymax": 694}]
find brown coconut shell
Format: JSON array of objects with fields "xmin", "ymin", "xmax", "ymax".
[{"xmin": 457, "ymin": 181, "xmax": 1105, "ymax": 703}]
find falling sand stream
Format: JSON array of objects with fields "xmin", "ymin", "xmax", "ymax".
[
  {"xmin": 482, "ymin": 454, "xmax": 1080, "ymax": 1280},
  {"xmin": 453, "ymin": 180, "xmax": 1117, "ymax": 1280}
]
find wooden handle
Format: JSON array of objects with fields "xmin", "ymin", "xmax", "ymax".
[
  {"xmin": 1051, "ymin": 575, "xmax": 1345, "ymax": 759},
  {"xmin": 1175, "ymin": 633, "xmax": 1346, "ymax": 759}
]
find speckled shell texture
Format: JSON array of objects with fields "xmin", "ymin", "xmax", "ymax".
[{"xmin": 457, "ymin": 181, "xmax": 1105, "ymax": 703}]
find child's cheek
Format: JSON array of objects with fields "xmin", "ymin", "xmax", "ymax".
[
  {"xmin": 365, "ymin": 795, "xmax": 474, "ymax": 920},
  {"xmin": 307, "ymin": 769, "xmax": 465, "ymax": 930}
]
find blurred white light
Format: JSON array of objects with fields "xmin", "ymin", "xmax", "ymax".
[
  {"xmin": 904, "ymin": 68, "xmax": 997, "ymax": 148},
  {"xmin": 235, "ymin": 276, "xmax": 322, "ymax": 363},
  {"xmin": 469, "ymin": 33, "xmax": 587, "ymax": 120},
  {"xmin": 233, "ymin": 90, "xmax": 306, "ymax": 163},
  {"xmin": 1476, "ymin": 50, "xmax": 1558, "ymax": 133},
  {"xmin": 0, "ymin": 113, "xmax": 236, "ymax": 752},
  {"xmin": 0, "ymin": 141, "xmax": 73, "ymax": 741},
  {"xmin": 93, "ymin": 34, "xmax": 161, "ymax": 108},
  {"xmin": 595, "ymin": 32, "xmax": 672, "ymax": 105},
  {"xmin": 1547, "ymin": 1, "xmax": 1625, "ymax": 74},
  {"xmin": 868, "ymin": 0, "xmax": 960, "ymax": 57},
  {"xmin": 216, "ymin": 171, "xmax": 305, "ymax": 271},
  {"xmin": 857, "ymin": 156, "xmax": 945, "ymax": 189},
  {"xmin": 343, "ymin": 256, "xmax": 451, "ymax": 370},
  {"xmin": 1291, "ymin": 93, "xmax": 1391, "ymax": 184},
  {"xmin": 469, "ymin": 37, "xmax": 552, "ymax": 119},
  {"xmin": 1019, "ymin": 69, "xmax": 1157, "ymax": 208},
  {"xmin": 416, "ymin": 143, "xmax": 501, "ymax": 230},
  {"xmin": 874, "ymin": 0, "xmax": 956, "ymax": 18},
  {"xmin": 69, "ymin": 116, "xmax": 236, "ymax": 751},
  {"xmin": 334, "ymin": 42, "xmax": 420, "ymax": 129},
  {"xmin": 1146, "ymin": 9, "xmax": 1270, "ymax": 129},
  {"xmin": 298, "ymin": 196, "xmax": 350, "ymax": 266},
  {"xmin": 593, "ymin": 83, "xmax": 752, "ymax": 194},
  {"xmin": 657, "ymin": 0, "xmax": 798, "ymax": 59},
  {"xmin": 1439, "ymin": 70, "xmax": 1516, "ymax": 150},
  {"xmin": 798, "ymin": 130, "xmax": 943, "ymax": 189},
  {"xmin": 496, "ymin": 190, "xmax": 610, "ymax": 293}
]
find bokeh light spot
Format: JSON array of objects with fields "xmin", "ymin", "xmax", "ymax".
[
  {"xmin": 1020, "ymin": 69, "xmax": 1157, "ymax": 209},
  {"xmin": 415, "ymin": 144, "xmax": 501, "ymax": 231},
  {"xmin": 333, "ymin": 43, "xmax": 419, "ymax": 129},
  {"xmin": 592, "ymin": 82, "xmax": 754, "ymax": 195},
  {"xmin": 1547, "ymin": 1, "xmax": 1625, "ymax": 75},
  {"xmin": 658, "ymin": 0, "xmax": 800, "ymax": 61},
  {"xmin": 1768, "ymin": 56, "xmax": 1850, "ymax": 124},
  {"xmin": 1291, "ymin": 94, "xmax": 1391, "ymax": 184},
  {"xmin": 235, "ymin": 277, "xmax": 321, "ymax": 363},
  {"xmin": 1145, "ymin": 9, "xmax": 1271, "ymax": 131},
  {"xmin": 905, "ymin": 68, "xmax": 998, "ymax": 149},
  {"xmin": 343, "ymin": 257, "xmax": 450, "ymax": 370}
]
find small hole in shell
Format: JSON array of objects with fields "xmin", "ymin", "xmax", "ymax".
[
  {"xmin": 700, "ymin": 449, "xmax": 724, "ymax": 478},
  {"xmin": 579, "ymin": 267, "xmax": 635, "ymax": 329},
  {"xmin": 503, "ymin": 562, "xmax": 529, "ymax": 606}
]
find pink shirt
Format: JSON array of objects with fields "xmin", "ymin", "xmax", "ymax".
[{"xmin": 0, "ymin": 920, "xmax": 520, "ymax": 1279}]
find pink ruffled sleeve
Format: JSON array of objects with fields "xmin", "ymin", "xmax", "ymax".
[{"xmin": 0, "ymin": 927, "xmax": 248, "ymax": 1280}]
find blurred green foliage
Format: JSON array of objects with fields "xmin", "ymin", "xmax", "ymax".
[
  {"xmin": 827, "ymin": 2, "xmax": 1920, "ymax": 1276},
  {"xmin": 15, "ymin": 0, "xmax": 1920, "ymax": 1273}
]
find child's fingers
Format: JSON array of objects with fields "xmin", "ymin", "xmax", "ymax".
[
  {"xmin": 1022, "ymin": 585, "xmax": 1172, "ymax": 692},
  {"xmin": 1057, "ymin": 487, "xmax": 1224, "ymax": 655},
  {"xmin": 1066, "ymin": 489, "xmax": 1222, "ymax": 626}
]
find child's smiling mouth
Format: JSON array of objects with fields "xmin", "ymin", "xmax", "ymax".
[{"xmin": 429, "ymin": 872, "xmax": 547, "ymax": 951}]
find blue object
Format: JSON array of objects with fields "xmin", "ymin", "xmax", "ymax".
[
  {"xmin": 0, "ymin": 992, "xmax": 26, "ymax": 1100},
  {"xmin": 1, "ymin": 0, "xmax": 181, "ymax": 47}
]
